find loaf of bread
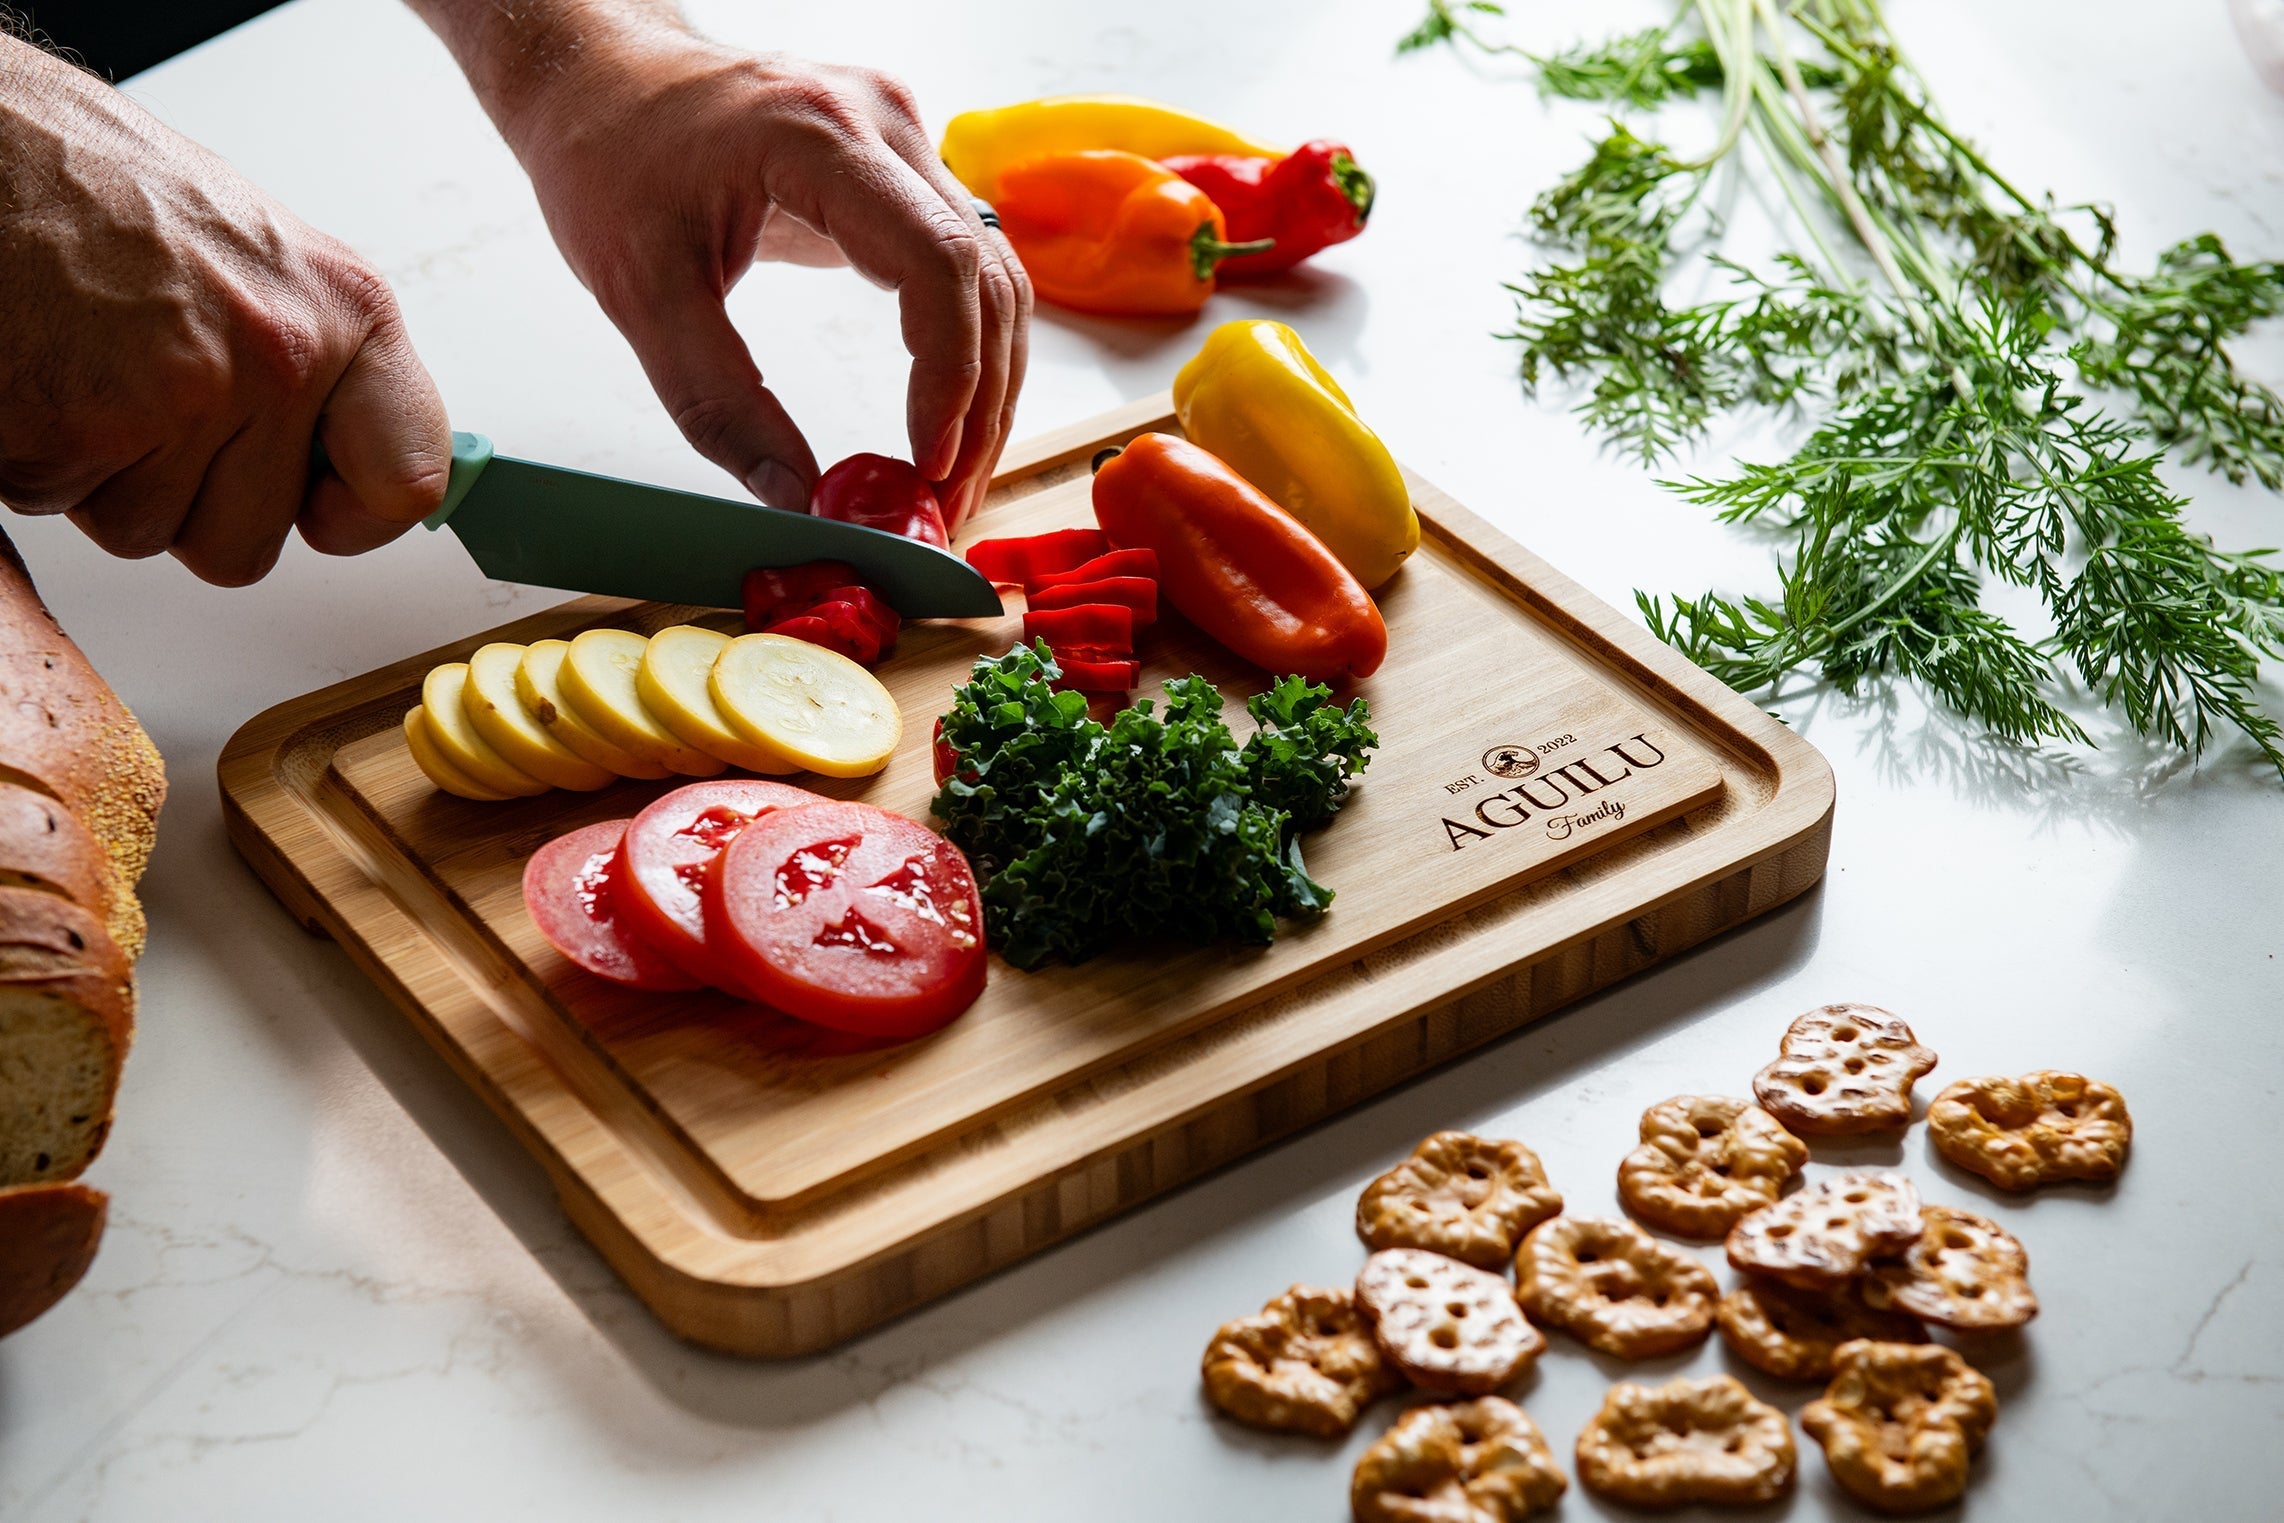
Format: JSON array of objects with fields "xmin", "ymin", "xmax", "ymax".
[
  {"xmin": 0, "ymin": 887, "xmax": 133, "ymax": 1185},
  {"xmin": 0, "ymin": 528, "xmax": 161, "ymax": 1338},
  {"xmin": 0, "ymin": 1181, "xmax": 106, "ymax": 1337},
  {"xmin": 0, "ymin": 779, "xmax": 133, "ymax": 957},
  {"xmin": 0, "ymin": 530, "xmax": 165, "ymax": 950}
]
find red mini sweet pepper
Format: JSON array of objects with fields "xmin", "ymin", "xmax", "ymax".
[
  {"xmin": 811, "ymin": 452, "xmax": 950, "ymax": 548},
  {"xmin": 1162, "ymin": 140, "xmax": 1375, "ymax": 279}
]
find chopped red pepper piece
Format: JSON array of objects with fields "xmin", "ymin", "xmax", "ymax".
[
  {"xmin": 744, "ymin": 561, "xmax": 865, "ymax": 630},
  {"xmin": 812, "ymin": 453, "xmax": 950, "ymax": 549},
  {"xmin": 1022, "ymin": 602, "xmax": 1133, "ymax": 651},
  {"xmin": 1028, "ymin": 547, "xmax": 1160, "ymax": 591},
  {"xmin": 1027, "ymin": 575, "xmax": 1157, "ymax": 625},
  {"xmin": 965, "ymin": 529, "xmax": 1112, "ymax": 586},
  {"xmin": 930, "ymin": 717, "xmax": 967, "ymax": 786},
  {"xmin": 1050, "ymin": 656, "xmax": 1140, "ymax": 693},
  {"xmin": 763, "ymin": 613, "xmax": 872, "ymax": 665},
  {"xmin": 811, "ymin": 585, "xmax": 901, "ymax": 651},
  {"xmin": 806, "ymin": 601, "xmax": 888, "ymax": 665}
]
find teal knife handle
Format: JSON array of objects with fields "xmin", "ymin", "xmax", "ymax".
[
  {"xmin": 306, "ymin": 431, "xmax": 493, "ymax": 526},
  {"xmin": 425, "ymin": 432, "xmax": 494, "ymax": 527}
]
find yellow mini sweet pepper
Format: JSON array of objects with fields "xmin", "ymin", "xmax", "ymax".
[
  {"xmin": 1172, "ymin": 321, "xmax": 1419, "ymax": 589},
  {"xmin": 941, "ymin": 95, "xmax": 1282, "ymax": 203}
]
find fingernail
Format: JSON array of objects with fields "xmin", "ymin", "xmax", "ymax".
[{"xmin": 747, "ymin": 460, "xmax": 811, "ymax": 512}]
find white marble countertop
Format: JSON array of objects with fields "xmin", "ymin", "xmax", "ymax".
[{"xmin": 4, "ymin": 0, "xmax": 2280, "ymax": 1516}]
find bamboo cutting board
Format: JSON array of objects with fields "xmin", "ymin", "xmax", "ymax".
[{"xmin": 220, "ymin": 395, "xmax": 1833, "ymax": 1355}]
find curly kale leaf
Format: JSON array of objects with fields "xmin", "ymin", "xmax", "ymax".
[{"xmin": 930, "ymin": 646, "xmax": 1378, "ymax": 970}]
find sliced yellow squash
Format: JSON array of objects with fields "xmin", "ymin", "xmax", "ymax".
[
  {"xmin": 516, "ymin": 639, "xmax": 669, "ymax": 781},
  {"xmin": 561, "ymin": 628, "xmax": 724, "ymax": 778},
  {"xmin": 464, "ymin": 642, "xmax": 616, "ymax": 791},
  {"xmin": 637, "ymin": 625, "xmax": 802, "ymax": 775},
  {"xmin": 418, "ymin": 665, "xmax": 549, "ymax": 796},
  {"xmin": 709, "ymin": 632, "xmax": 902, "ymax": 778},
  {"xmin": 403, "ymin": 706, "xmax": 513, "ymax": 801}
]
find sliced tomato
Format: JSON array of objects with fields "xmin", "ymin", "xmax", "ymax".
[
  {"xmin": 524, "ymin": 820, "xmax": 701, "ymax": 991},
  {"xmin": 705, "ymin": 801, "xmax": 987, "ymax": 1038},
  {"xmin": 614, "ymin": 780, "xmax": 825, "ymax": 996}
]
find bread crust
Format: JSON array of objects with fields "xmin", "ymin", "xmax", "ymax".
[
  {"xmin": 0, "ymin": 529, "xmax": 167, "ymax": 902},
  {"xmin": 0, "ymin": 1180, "xmax": 106, "ymax": 1337},
  {"xmin": 0, "ymin": 886, "xmax": 133, "ymax": 1184},
  {"xmin": 0, "ymin": 780, "xmax": 135, "ymax": 956}
]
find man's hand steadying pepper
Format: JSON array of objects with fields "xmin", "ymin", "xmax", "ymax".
[{"xmin": 409, "ymin": 0, "xmax": 1032, "ymax": 529}]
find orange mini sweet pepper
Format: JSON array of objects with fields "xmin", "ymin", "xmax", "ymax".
[
  {"xmin": 994, "ymin": 151, "xmax": 1272, "ymax": 317},
  {"xmin": 1092, "ymin": 433, "xmax": 1386, "ymax": 684}
]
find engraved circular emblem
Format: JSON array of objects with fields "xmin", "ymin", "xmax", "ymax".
[{"xmin": 1483, "ymin": 744, "xmax": 1539, "ymax": 779}]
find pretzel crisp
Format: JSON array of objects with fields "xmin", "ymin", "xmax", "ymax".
[
  {"xmin": 1351, "ymin": 1397, "xmax": 1567, "ymax": 1523},
  {"xmin": 1753, "ymin": 1004, "xmax": 1937, "ymax": 1135},
  {"xmin": 1575, "ymin": 1374, "xmax": 1797, "ymax": 1507},
  {"xmin": 1801, "ymin": 1340, "xmax": 1996, "ymax": 1514},
  {"xmin": 1861, "ymin": 1205, "xmax": 2038, "ymax": 1331},
  {"xmin": 1726, "ymin": 1172, "xmax": 1924, "ymax": 1290},
  {"xmin": 1358, "ymin": 1133, "xmax": 1565, "ymax": 1271},
  {"xmin": 1514, "ymin": 1215, "xmax": 1718, "ymax": 1359},
  {"xmin": 1202, "ymin": 1284, "xmax": 1403, "ymax": 1437},
  {"xmin": 1616, "ymin": 1094, "xmax": 1810, "ymax": 1239},
  {"xmin": 1356, "ymin": 1249, "xmax": 1545, "ymax": 1395},
  {"xmin": 1928, "ymin": 1070, "xmax": 2132, "ymax": 1190},
  {"xmin": 1716, "ymin": 1276, "xmax": 1926, "ymax": 1382}
]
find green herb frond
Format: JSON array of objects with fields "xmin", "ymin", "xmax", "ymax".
[{"xmin": 1401, "ymin": 0, "xmax": 2284, "ymax": 775}]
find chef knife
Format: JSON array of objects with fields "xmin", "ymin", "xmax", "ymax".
[{"xmin": 410, "ymin": 432, "xmax": 1002, "ymax": 617}]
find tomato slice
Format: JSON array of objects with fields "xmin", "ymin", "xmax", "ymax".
[
  {"xmin": 523, "ymin": 820, "xmax": 701, "ymax": 991},
  {"xmin": 614, "ymin": 780, "xmax": 825, "ymax": 996},
  {"xmin": 704, "ymin": 801, "xmax": 987, "ymax": 1038}
]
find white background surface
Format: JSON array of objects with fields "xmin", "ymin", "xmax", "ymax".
[{"xmin": 3, "ymin": 0, "xmax": 2281, "ymax": 1517}]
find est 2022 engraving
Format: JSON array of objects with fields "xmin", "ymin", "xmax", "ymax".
[{"xmin": 1437, "ymin": 734, "xmax": 1670, "ymax": 851}]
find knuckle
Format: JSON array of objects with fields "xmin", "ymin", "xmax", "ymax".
[
  {"xmin": 770, "ymin": 77, "xmax": 868, "ymax": 142},
  {"xmin": 668, "ymin": 394, "xmax": 755, "ymax": 469},
  {"xmin": 150, "ymin": 329, "xmax": 234, "ymax": 413},
  {"xmin": 325, "ymin": 257, "xmax": 401, "ymax": 328},
  {"xmin": 237, "ymin": 304, "xmax": 329, "ymax": 393},
  {"xmin": 925, "ymin": 220, "xmax": 981, "ymax": 285},
  {"xmin": 856, "ymin": 68, "xmax": 920, "ymax": 118},
  {"xmin": 979, "ymin": 259, "xmax": 1019, "ymax": 318}
]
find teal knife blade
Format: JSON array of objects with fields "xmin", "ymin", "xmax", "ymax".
[{"xmin": 423, "ymin": 432, "xmax": 1001, "ymax": 617}]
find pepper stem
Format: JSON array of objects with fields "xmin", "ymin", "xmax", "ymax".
[
  {"xmin": 1189, "ymin": 224, "xmax": 1276, "ymax": 281},
  {"xmin": 1330, "ymin": 150, "xmax": 1376, "ymax": 225}
]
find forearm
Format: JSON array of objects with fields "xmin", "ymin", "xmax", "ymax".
[{"xmin": 402, "ymin": 0, "xmax": 694, "ymax": 143}]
